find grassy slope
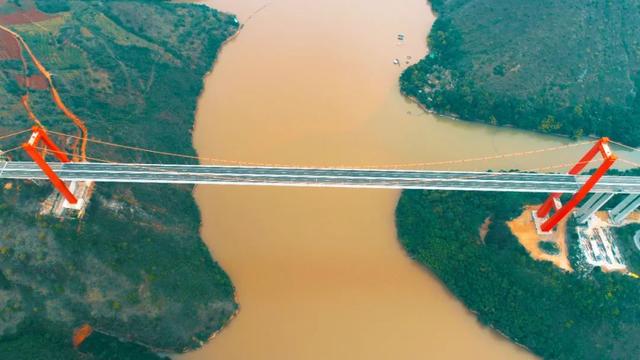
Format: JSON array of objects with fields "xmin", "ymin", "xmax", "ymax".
[
  {"xmin": 401, "ymin": 0, "xmax": 640, "ymax": 145},
  {"xmin": 396, "ymin": 189, "xmax": 640, "ymax": 359},
  {"xmin": 0, "ymin": 0, "xmax": 238, "ymax": 357}
]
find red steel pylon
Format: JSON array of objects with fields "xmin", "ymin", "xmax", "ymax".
[
  {"xmin": 21, "ymin": 126, "xmax": 78, "ymax": 204},
  {"xmin": 536, "ymin": 137, "xmax": 616, "ymax": 232}
]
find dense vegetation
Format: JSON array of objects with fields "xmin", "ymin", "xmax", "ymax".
[
  {"xmin": 401, "ymin": 0, "xmax": 640, "ymax": 145},
  {"xmin": 0, "ymin": 0, "xmax": 238, "ymax": 358},
  {"xmin": 538, "ymin": 240, "xmax": 560, "ymax": 255},
  {"xmin": 615, "ymin": 224, "xmax": 640, "ymax": 273},
  {"xmin": 397, "ymin": 189, "xmax": 640, "ymax": 359},
  {"xmin": 0, "ymin": 321, "xmax": 168, "ymax": 360},
  {"xmin": 77, "ymin": 331, "xmax": 170, "ymax": 360}
]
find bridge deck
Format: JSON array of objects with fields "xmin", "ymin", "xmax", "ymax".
[{"xmin": 2, "ymin": 161, "xmax": 640, "ymax": 193}]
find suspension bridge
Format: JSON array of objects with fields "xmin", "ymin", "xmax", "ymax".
[
  {"xmin": 0, "ymin": 22, "xmax": 634, "ymax": 231},
  {"xmin": 2, "ymin": 126, "xmax": 640, "ymax": 232},
  {"xmin": 1, "ymin": 161, "xmax": 640, "ymax": 194},
  {"xmin": 4, "ymin": 22, "xmax": 640, "ymax": 234}
]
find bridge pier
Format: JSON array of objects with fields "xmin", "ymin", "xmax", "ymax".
[
  {"xmin": 610, "ymin": 194, "xmax": 640, "ymax": 225},
  {"xmin": 575, "ymin": 193, "xmax": 614, "ymax": 224}
]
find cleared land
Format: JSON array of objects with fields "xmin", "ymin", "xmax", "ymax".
[{"xmin": 507, "ymin": 206, "xmax": 572, "ymax": 271}]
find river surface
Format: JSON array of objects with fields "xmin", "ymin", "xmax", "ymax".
[{"xmin": 181, "ymin": 0, "xmax": 635, "ymax": 359}]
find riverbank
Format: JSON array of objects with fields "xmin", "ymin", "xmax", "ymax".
[
  {"xmin": 179, "ymin": 0, "xmax": 570, "ymax": 358},
  {"xmin": 401, "ymin": 0, "xmax": 640, "ymax": 146},
  {"xmin": 394, "ymin": 2, "xmax": 640, "ymax": 357},
  {"xmin": 0, "ymin": 1, "xmax": 238, "ymax": 357},
  {"xmin": 396, "ymin": 189, "xmax": 640, "ymax": 359}
]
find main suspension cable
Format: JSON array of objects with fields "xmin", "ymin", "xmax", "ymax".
[
  {"xmin": 47, "ymin": 129, "xmax": 598, "ymax": 170},
  {"xmin": 29, "ymin": 146, "xmax": 606, "ymax": 188},
  {"xmin": 0, "ymin": 128, "xmax": 32, "ymax": 141}
]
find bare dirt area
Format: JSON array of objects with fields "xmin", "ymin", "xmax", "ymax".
[
  {"xmin": 15, "ymin": 74, "xmax": 48, "ymax": 89},
  {"xmin": 508, "ymin": 205, "xmax": 573, "ymax": 271},
  {"xmin": 594, "ymin": 210, "xmax": 640, "ymax": 229},
  {"xmin": 479, "ymin": 216, "xmax": 492, "ymax": 243},
  {"xmin": 620, "ymin": 211, "xmax": 640, "ymax": 224},
  {"xmin": 0, "ymin": 30, "xmax": 19, "ymax": 59},
  {"xmin": 0, "ymin": 8, "xmax": 52, "ymax": 25}
]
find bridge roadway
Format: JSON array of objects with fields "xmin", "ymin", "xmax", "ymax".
[{"xmin": 2, "ymin": 161, "xmax": 640, "ymax": 194}]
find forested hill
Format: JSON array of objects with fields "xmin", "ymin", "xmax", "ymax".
[
  {"xmin": 396, "ymin": 188, "xmax": 640, "ymax": 359},
  {"xmin": 402, "ymin": 0, "xmax": 640, "ymax": 145},
  {"xmin": 0, "ymin": 0, "xmax": 238, "ymax": 358}
]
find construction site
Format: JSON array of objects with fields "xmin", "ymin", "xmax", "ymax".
[
  {"xmin": 510, "ymin": 204, "xmax": 640, "ymax": 275},
  {"xmin": 505, "ymin": 138, "xmax": 640, "ymax": 276},
  {"xmin": 576, "ymin": 213, "xmax": 626, "ymax": 271}
]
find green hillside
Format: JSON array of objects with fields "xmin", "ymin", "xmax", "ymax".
[
  {"xmin": 402, "ymin": 0, "xmax": 640, "ymax": 145},
  {"xmin": 0, "ymin": 0, "xmax": 238, "ymax": 357},
  {"xmin": 397, "ymin": 188, "xmax": 640, "ymax": 359}
]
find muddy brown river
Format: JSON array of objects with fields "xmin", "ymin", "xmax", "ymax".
[{"xmin": 179, "ymin": 0, "xmax": 632, "ymax": 358}]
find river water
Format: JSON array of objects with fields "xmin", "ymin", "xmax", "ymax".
[{"xmin": 181, "ymin": 0, "xmax": 633, "ymax": 358}]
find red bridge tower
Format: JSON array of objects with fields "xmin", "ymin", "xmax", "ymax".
[
  {"xmin": 535, "ymin": 137, "xmax": 616, "ymax": 232},
  {"xmin": 21, "ymin": 126, "xmax": 78, "ymax": 204}
]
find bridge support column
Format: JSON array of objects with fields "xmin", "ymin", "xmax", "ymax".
[
  {"xmin": 610, "ymin": 194, "xmax": 640, "ymax": 225},
  {"xmin": 21, "ymin": 127, "xmax": 77, "ymax": 204},
  {"xmin": 536, "ymin": 138, "xmax": 616, "ymax": 232},
  {"xmin": 575, "ymin": 193, "xmax": 614, "ymax": 224}
]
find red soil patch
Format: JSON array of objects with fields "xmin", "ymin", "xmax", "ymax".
[
  {"xmin": 507, "ymin": 205, "xmax": 573, "ymax": 272},
  {"xmin": 72, "ymin": 324, "xmax": 93, "ymax": 348},
  {"xmin": 0, "ymin": 30, "xmax": 20, "ymax": 59},
  {"xmin": 0, "ymin": 8, "xmax": 53, "ymax": 25},
  {"xmin": 15, "ymin": 74, "xmax": 48, "ymax": 90}
]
